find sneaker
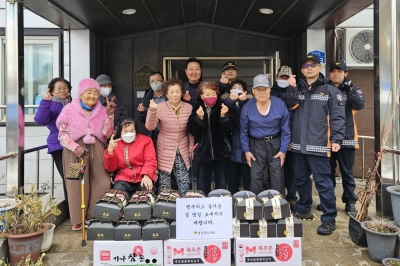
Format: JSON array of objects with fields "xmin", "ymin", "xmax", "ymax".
[
  {"xmin": 317, "ymin": 204, "xmax": 322, "ymax": 211},
  {"xmin": 294, "ymin": 210, "xmax": 313, "ymax": 220},
  {"xmin": 72, "ymin": 224, "xmax": 82, "ymax": 231},
  {"xmin": 345, "ymin": 202, "xmax": 357, "ymax": 213},
  {"xmin": 317, "ymin": 221, "xmax": 336, "ymax": 235}
]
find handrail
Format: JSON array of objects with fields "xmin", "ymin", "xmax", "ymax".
[
  {"xmin": 24, "ymin": 145, "xmax": 48, "ymax": 154},
  {"xmin": 0, "ymin": 105, "xmax": 39, "ymax": 109},
  {"xmin": 358, "ymin": 135, "xmax": 375, "ymax": 181},
  {"xmin": 0, "ymin": 151, "xmax": 17, "ymax": 161}
]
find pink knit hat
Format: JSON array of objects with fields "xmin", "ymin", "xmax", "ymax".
[{"xmin": 77, "ymin": 78, "xmax": 100, "ymax": 96}]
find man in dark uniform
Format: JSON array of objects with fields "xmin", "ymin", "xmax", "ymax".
[
  {"xmin": 288, "ymin": 54, "xmax": 346, "ymax": 235},
  {"xmin": 325, "ymin": 61, "xmax": 365, "ymax": 214},
  {"xmin": 219, "ymin": 61, "xmax": 238, "ymax": 94}
]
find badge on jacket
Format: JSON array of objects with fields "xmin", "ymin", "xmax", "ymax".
[{"xmin": 336, "ymin": 93, "xmax": 344, "ymax": 106}]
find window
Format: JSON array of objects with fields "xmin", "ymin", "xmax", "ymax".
[{"xmin": 0, "ymin": 36, "xmax": 59, "ymax": 122}]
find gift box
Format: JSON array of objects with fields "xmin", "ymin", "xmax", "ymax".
[
  {"xmin": 92, "ymin": 190, "xmax": 129, "ymax": 223},
  {"xmin": 113, "ymin": 220, "xmax": 142, "ymax": 241},
  {"xmin": 249, "ymin": 219, "xmax": 277, "ymax": 238},
  {"xmin": 87, "ymin": 219, "xmax": 114, "ymax": 241},
  {"xmin": 257, "ymin": 190, "xmax": 282, "ymax": 201},
  {"xmin": 276, "ymin": 216, "xmax": 303, "ymax": 237},
  {"xmin": 232, "ymin": 218, "xmax": 250, "ymax": 238},
  {"xmin": 153, "ymin": 189, "xmax": 179, "ymax": 220},
  {"xmin": 208, "ymin": 189, "xmax": 232, "ymax": 197},
  {"xmin": 170, "ymin": 221, "xmax": 176, "ymax": 239},
  {"xmin": 233, "ymin": 191, "xmax": 263, "ymax": 220},
  {"xmin": 262, "ymin": 198, "xmax": 291, "ymax": 220},
  {"xmin": 183, "ymin": 190, "xmax": 205, "ymax": 198},
  {"xmin": 123, "ymin": 190, "xmax": 156, "ymax": 221},
  {"xmin": 141, "ymin": 218, "xmax": 170, "ymax": 241}
]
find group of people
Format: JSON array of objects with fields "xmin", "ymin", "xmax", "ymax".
[{"xmin": 34, "ymin": 54, "xmax": 365, "ymax": 236}]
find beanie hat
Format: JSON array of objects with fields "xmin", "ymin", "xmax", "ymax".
[
  {"xmin": 77, "ymin": 78, "xmax": 100, "ymax": 96},
  {"xmin": 96, "ymin": 74, "xmax": 114, "ymax": 86}
]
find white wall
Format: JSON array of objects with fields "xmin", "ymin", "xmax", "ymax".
[
  {"xmin": 70, "ymin": 30, "xmax": 90, "ymax": 98},
  {"xmin": 306, "ymin": 29, "xmax": 326, "ymax": 76},
  {"xmin": 337, "ymin": 5, "xmax": 373, "ymax": 28}
]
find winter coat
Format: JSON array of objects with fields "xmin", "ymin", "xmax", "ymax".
[
  {"xmin": 188, "ymin": 96, "xmax": 235, "ymax": 162},
  {"xmin": 145, "ymin": 101, "xmax": 194, "ymax": 173},
  {"xmin": 183, "ymin": 81, "xmax": 200, "ymax": 107},
  {"xmin": 221, "ymin": 92, "xmax": 253, "ymax": 163},
  {"xmin": 100, "ymin": 91, "xmax": 128, "ymax": 128},
  {"xmin": 34, "ymin": 99, "xmax": 66, "ymax": 153},
  {"xmin": 328, "ymin": 77, "xmax": 365, "ymax": 148},
  {"xmin": 56, "ymin": 98, "xmax": 111, "ymax": 144},
  {"xmin": 103, "ymin": 134, "xmax": 157, "ymax": 184},
  {"xmin": 289, "ymin": 73, "xmax": 346, "ymax": 157}
]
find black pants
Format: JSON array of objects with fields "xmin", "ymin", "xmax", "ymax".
[
  {"xmin": 197, "ymin": 158, "xmax": 229, "ymax": 196},
  {"xmin": 51, "ymin": 150, "xmax": 69, "ymax": 215},
  {"xmin": 113, "ymin": 180, "xmax": 141, "ymax": 198},
  {"xmin": 285, "ymin": 151, "xmax": 297, "ymax": 203},
  {"xmin": 330, "ymin": 148, "xmax": 358, "ymax": 203},
  {"xmin": 227, "ymin": 161, "xmax": 250, "ymax": 194}
]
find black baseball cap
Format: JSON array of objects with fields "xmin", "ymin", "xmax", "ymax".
[
  {"xmin": 222, "ymin": 61, "xmax": 238, "ymax": 71},
  {"xmin": 301, "ymin": 54, "xmax": 321, "ymax": 65},
  {"xmin": 329, "ymin": 61, "xmax": 348, "ymax": 72}
]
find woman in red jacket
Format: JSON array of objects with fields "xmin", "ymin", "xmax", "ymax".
[{"xmin": 104, "ymin": 117, "xmax": 157, "ymax": 196}]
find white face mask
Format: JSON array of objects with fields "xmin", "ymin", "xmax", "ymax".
[
  {"xmin": 121, "ymin": 132, "xmax": 136, "ymax": 143},
  {"xmin": 277, "ymin": 80, "xmax": 289, "ymax": 88},
  {"xmin": 231, "ymin": 88, "xmax": 243, "ymax": 95},
  {"xmin": 150, "ymin": 81, "xmax": 163, "ymax": 92},
  {"xmin": 100, "ymin": 87, "xmax": 112, "ymax": 97}
]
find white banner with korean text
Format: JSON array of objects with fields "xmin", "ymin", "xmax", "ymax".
[{"xmin": 176, "ymin": 197, "xmax": 233, "ymax": 239}]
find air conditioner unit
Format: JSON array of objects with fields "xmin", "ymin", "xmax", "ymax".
[{"xmin": 344, "ymin": 28, "xmax": 373, "ymax": 68}]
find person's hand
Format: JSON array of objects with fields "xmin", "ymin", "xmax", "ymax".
[
  {"xmin": 137, "ymin": 103, "xmax": 145, "ymax": 113},
  {"xmin": 106, "ymin": 95, "xmax": 117, "ymax": 116},
  {"xmin": 141, "ymin": 175, "xmax": 153, "ymax": 191},
  {"xmin": 245, "ymin": 152, "xmax": 256, "ymax": 167},
  {"xmin": 230, "ymin": 90, "xmax": 239, "ymax": 101},
  {"xmin": 220, "ymin": 103, "xmax": 228, "ymax": 117},
  {"xmin": 273, "ymin": 151, "xmax": 286, "ymax": 167},
  {"xmin": 107, "ymin": 134, "xmax": 120, "ymax": 154},
  {"xmin": 238, "ymin": 91, "xmax": 248, "ymax": 101},
  {"xmin": 288, "ymin": 74, "xmax": 297, "ymax": 87},
  {"xmin": 220, "ymin": 74, "xmax": 229, "ymax": 85},
  {"xmin": 74, "ymin": 146, "xmax": 86, "ymax": 158},
  {"xmin": 196, "ymin": 106, "xmax": 204, "ymax": 120},
  {"xmin": 149, "ymin": 99, "xmax": 157, "ymax": 112},
  {"xmin": 43, "ymin": 88, "xmax": 52, "ymax": 100},
  {"xmin": 183, "ymin": 91, "xmax": 191, "ymax": 102},
  {"xmin": 332, "ymin": 143, "xmax": 341, "ymax": 152}
]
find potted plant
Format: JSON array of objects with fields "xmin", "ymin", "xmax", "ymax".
[
  {"xmin": 0, "ymin": 254, "xmax": 45, "ymax": 266},
  {"xmin": 382, "ymin": 258, "xmax": 400, "ymax": 266},
  {"xmin": 361, "ymin": 219, "xmax": 400, "ymax": 262},
  {"xmin": 1, "ymin": 184, "xmax": 61, "ymax": 264},
  {"xmin": 386, "ymin": 185, "xmax": 400, "ymax": 227}
]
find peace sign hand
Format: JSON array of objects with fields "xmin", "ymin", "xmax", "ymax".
[
  {"xmin": 107, "ymin": 134, "xmax": 121, "ymax": 154},
  {"xmin": 43, "ymin": 88, "xmax": 52, "ymax": 101},
  {"xmin": 106, "ymin": 96, "xmax": 117, "ymax": 116}
]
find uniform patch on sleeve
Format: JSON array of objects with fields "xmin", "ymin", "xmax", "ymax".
[{"xmin": 337, "ymin": 93, "xmax": 344, "ymax": 106}]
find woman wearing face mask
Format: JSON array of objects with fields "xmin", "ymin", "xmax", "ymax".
[
  {"xmin": 56, "ymin": 78, "xmax": 116, "ymax": 231},
  {"xmin": 145, "ymin": 78, "xmax": 193, "ymax": 196},
  {"xmin": 104, "ymin": 118, "xmax": 157, "ymax": 197},
  {"xmin": 188, "ymin": 81, "xmax": 235, "ymax": 196},
  {"xmin": 221, "ymin": 79, "xmax": 253, "ymax": 194},
  {"xmin": 96, "ymin": 74, "xmax": 128, "ymax": 129},
  {"xmin": 34, "ymin": 77, "xmax": 72, "ymax": 210}
]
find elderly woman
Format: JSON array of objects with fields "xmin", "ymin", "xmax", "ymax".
[
  {"xmin": 240, "ymin": 74, "xmax": 290, "ymax": 196},
  {"xmin": 188, "ymin": 81, "xmax": 235, "ymax": 196},
  {"xmin": 34, "ymin": 78, "xmax": 71, "ymax": 209},
  {"xmin": 104, "ymin": 118, "xmax": 157, "ymax": 197},
  {"xmin": 145, "ymin": 78, "xmax": 193, "ymax": 195},
  {"xmin": 56, "ymin": 78, "xmax": 116, "ymax": 231}
]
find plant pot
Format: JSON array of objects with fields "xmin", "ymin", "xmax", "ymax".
[
  {"xmin": 382, "ymin": 257, "xmax": 400, "ymax": 265},
  {"xmin": 0, "ymin": 198, "xmax": 16, "ymax": 232},
  {"xmin": 4, "ymin": 224, "xmax": 48, "ymax": 265},
  {"xmin": 387, "ymin": 186, "xmax": 400, "ymax": 227},
  {"xmin": 348, "ymin": 212, "xmax": 372, "ymax": 246},
  {"xmin": 361, "ymin": 221, "xmax": 400, "ymax": 262},
  {"xmin": 41, "ymin": 223, "xmax": 55, "ymax": 252}
]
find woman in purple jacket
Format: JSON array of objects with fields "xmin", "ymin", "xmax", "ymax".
[{"xmin": 34, "ymin": 77, "xmax": 71, "ymax": 208}]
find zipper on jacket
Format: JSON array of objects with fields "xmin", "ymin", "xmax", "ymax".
[{"xmin": 206, "ymin": 107, "xmax": 214, "ymax": 159}]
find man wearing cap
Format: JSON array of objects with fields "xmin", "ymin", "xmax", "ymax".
[
  {"xmin": 96, "ymin": 74, "xmax": 128, "ymax": 129},
  {"xmin": 240, "ymin": 74, "xmax": 290, "ymax": 196},
  {"xmin": 326, "ymin": 61, "xmax": 365, "ymax": 214},
  {"xmin": 270, "ymin": 65, "xmax": 299, "ymax": 211},
  {"xmin": 219, "ymin": 61, "xmax": 238, "ymax": 94},
  {"xmin": 288, "ymin": 54, "xmax": 345, "ymax": 235}
]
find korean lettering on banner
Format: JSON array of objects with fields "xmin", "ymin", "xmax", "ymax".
[{"xmin": 176, "ymin": 197, "xmax": 232, "ymax": 239}]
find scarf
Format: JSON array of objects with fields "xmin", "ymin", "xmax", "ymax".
[
  {"xmin": 52, "ymin": 96, "xmax": 69, "ymax": 107},
  {"xmin": 170, "ymin": 101, "xmax": 181, "ymax": 118},
  {"xmin": 80, "ymin": 101, "xmax": 94, "ymax": 111}
]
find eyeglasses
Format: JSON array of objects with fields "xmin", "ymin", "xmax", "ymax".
[{"xmin": 302, "ymin": 63, "xmax": 319, "ymax": 69}]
